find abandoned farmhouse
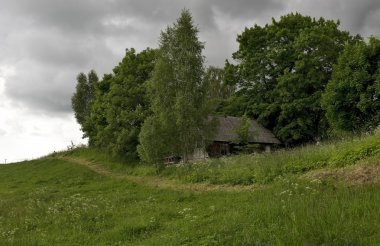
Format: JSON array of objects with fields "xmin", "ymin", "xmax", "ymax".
[{"xmin": 206, "ymin": 116, "xmax": 280, "ymax": 157}]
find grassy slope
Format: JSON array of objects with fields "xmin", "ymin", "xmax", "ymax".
[
  {"xmin": 0, "ymin": 132, "xmax": 380, "ymax": 245},
  {"xmin": 67, "ymin": 129, "xmax": 380, "ymax": 185}
]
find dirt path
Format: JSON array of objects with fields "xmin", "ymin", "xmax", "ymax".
[{"xmin": 59, "ymin": 156, "xmax": 259, "ymax": 192}]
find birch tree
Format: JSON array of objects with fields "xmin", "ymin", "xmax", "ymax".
[{"xmin": 138, "ymin": 9, "xmax": 209, "ymax": 163}]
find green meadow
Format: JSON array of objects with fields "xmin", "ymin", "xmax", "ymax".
[{"xmin": 1, "ymin": 130, "xmax": 380, "ymax": 245}]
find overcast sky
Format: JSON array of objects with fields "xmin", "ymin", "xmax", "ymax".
[{"xmin": 1, "ymin": 0, "xmax": 379, "ymax": 163}]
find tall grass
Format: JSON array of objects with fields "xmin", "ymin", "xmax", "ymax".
[
  {"xmin": 160, "ymin": 129, "xmax": 380, "ymax": 185},
  {"xmin": 60, "ymin": 147, "xmax": 157, "ymax": 177},
  {"xmin": 0, "ymin": 158, "xmax": 380, "ymax": 245},
  {"xmin": 61, "ymin": 129, "xmax": 380, "ymax": 186}
]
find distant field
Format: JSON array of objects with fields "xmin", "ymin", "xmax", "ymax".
[{"xmin": 1, "ymin": 131, "xmax": 380, "ymax": 245}]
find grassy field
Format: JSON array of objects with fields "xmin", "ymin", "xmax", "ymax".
[{"xmin": 1, "ymin": 131, "xmax": 380, "ymax": 245}]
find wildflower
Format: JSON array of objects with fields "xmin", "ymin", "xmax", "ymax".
[
  {"xmin": 149, "ymin": 217, "xmax": 156, "ymax": 223},
  {"xmin": 279, "ymin": 190, "xmax": 289, "ymax": 195},
  {"xmin": 310, "ymin": 179, "xmax": 322, "ymax": 184}
]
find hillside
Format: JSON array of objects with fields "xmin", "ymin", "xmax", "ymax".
[{"xmin": 1, "ymin": 131, "xmax": 380, "ymax": 245}]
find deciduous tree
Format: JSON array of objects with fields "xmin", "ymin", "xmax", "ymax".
[
  {"xmin": 230, "ymin": 13, "xmax": 354, "ymax": 145},
  {"xmin": 72, "ymin": 70, "xmax": 98, "ymax": 127},
  {"xmin": 83, "ymin": 49, "xmax": 156, "ymax": 158},
  {"xmin": 322, "ymin": 36, "xmax": 380, "ymax": 133},
  {"xmin": 138, "ymin": 9, "xmax": 210, "ymax": 163}
]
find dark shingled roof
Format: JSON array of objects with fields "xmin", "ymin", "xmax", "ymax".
[{"xmin": 212, "ymin": 116, "xmax": 281, "ymax": 144}]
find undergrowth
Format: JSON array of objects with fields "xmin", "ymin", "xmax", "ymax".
[
  {"xmin": 160, "ymin": 129, "xmax": 380, "ymax": 185},
  {"xmin": 60, "ymin": 129, "xmax": 380, "ymax": 186}
]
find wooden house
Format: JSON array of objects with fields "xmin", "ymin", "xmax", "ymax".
[{"xmin": 205, "ymin": 116, "xmax": 280, "ymax": 157}]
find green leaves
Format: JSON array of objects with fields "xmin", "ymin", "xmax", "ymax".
[
  {"xmin": 72, "ymin": 70, "xmax": 99, "ymax": 127},
  {"xmin": 81, "ymin": 49, "xmax": 157, "ymax": 158},
  {"xmin": 138, "ymin": 9, "xmax": 209, "ymax": 164},
  {"xmin": 102, "ymin": 48, "xmax": 157, "ymax": 158},
  {"xmin": 322, "ymin": 37, "xmax": 380, "ymax": 133},
  {"xmin": 72, "ymin": 11, "xmax": 380, "ymax": 160},
  {"xmin": 229, "ymin": 13, "xmax": 352, "ymax": 145}
]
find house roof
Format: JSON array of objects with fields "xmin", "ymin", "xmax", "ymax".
[{"xmin": 211, "ymin": 116, "xmax": 281, "ymax": 144}]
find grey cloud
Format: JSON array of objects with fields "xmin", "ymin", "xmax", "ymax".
[
  {"xmin": 338, "ymin": 0, "xmax": 380, "ymax": 34},
  {"xmin": 25, "ymin": 32, "xmax": 90, "ymax": 68},
  {"xmin": 1, "ymin": 0, "xmax": 379, "ymax": 115},
  {"xmin": 4, "ymin": 48, "xmax": 117, "ymax": 115},
  {"xmin": 361, "ymin": 9, "xmax": 380, "ymax": 38},
  {"xmin": 5, "ymin": 64, "xmax": 74, "ymax": 113},
  {"xmin": 281, "ymin": 0, "xmax": 380, "ymax": 36},
  {"xmin": 211, "ymin": 0, "xmax": 283, "ymax": 19},
  {"xmin": 2, "ymin": 0, "xmax": 107, "ymax": 35}
]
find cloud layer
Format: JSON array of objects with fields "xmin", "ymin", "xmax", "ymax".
[
  {"xmin": 2, "ymin": 0, "xmax": 379, "ymax": 114},
  {"xmin": 0, "ymin": 0, "xmax": 379, "ymax": 162},
  {"xmin": 0, "ymin": 0, "xmax": 284, "ymax": 114}
]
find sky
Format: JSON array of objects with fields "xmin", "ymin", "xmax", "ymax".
[{"xmin": 1, "ymin": 0, "xmax": 379, "ymax": 163}]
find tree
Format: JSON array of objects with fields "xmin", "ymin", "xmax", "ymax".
[
  {"xmin": 204, "ymin": 66, "xmax": 236, "ymax": 114},
  {"xmin": 72, "ymin": 70, "xmax": 99, "ymax": 127},
  {"xmin": 87, "ymin": 70, "xmax": 98, "ymax": 109},
  {"xmin": 138, "ymin": 9, "xmax": 210, "ymax": 163},
  {"xmin": 232, "ymin": 115, "xmax": 258, "ymax": 153},
  {"xmin": 82, "ymin": 73, "xmax": 113, "ymax": 147},
  {"xmin": 233, "ymin": 115, "xmax": 251, "ymax": 146},
  {"xmin": 72, "ymin": 72, "xmax": 87, "ymax": 126},
  {"xmin": 229, "ymin": 13, "xmax": 354, "ymax": 145},
  {"xmin": 204, "ymin": 66, "xmax": 235, "ymax": 100},
  {"xmin": 217, "ymin": 60, "xmax": 248, "ymax": 116},
  {"xmin": 82, "ymin": 49, "xmax": 157, "ymax": 158},
  {"xmin": 321, "ymin": 36, "xmax": 380, "ymax": 133},
  {"xmin": 103, "ymin": 48, "xmax": 156, "ymax": 158}
]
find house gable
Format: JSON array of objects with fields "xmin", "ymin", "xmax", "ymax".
[{"xmin": 211, "ymin": 116, "xmax": 280, "ymax": 144}]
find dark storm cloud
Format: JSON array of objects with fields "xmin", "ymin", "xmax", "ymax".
[
  {"xmin": 212, "ymin": 0, "xmax": 283, "ymax": 19},
  {"xmin": 283, "ymin": 0, "xmax": 380, "ymax": 36},
  {"xmin": 2, "ymin": 0, "xmax": 107, "ymax": 34},
  {"xmin": 1, "ymin": 0, "xmax": 379, "ymax": 115},
  {"xmin": 333, "ymin": 0, "xmax": 380, "ymax": 34},
  {"xmin": 5, "ymin": 62, "xmax": 77, "ymax": 113},
  {"xmin": 0, "ymin": 0, "xmax": 285, "ymax": 114}
]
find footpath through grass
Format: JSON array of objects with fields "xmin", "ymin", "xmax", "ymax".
[{"xmin": 0, "ymin": 130, "xmax": 380, "ymax": 244}]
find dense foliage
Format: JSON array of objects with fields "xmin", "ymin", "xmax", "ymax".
[
  {"xmin": 81, "ymin": 48, "xmax": 157, "ymax": 158},
  {"xmin": 225, "ymin": 13, "xmax": 354, "ymax": 145},
  {"xmin": 82, "ymin": 74, "xmax": 112, "ymax": 147},
  {"xmin": 138, "ymin": 10, "xmax": 211, "ymax": 163},
  {"xmin": 71, "ymin": 70, "xmax": 98, "ymax": 127},
  {"xmin": 322, "ymin": 37, "xmax": 380, "ymax": 133},
  {"xmin": 202, "ymin": 66, "xmax": 237, "ymax": 116},
  {"xmin": 204, "ymin": 66, "xmax": 235, "ymax": 103},
  {"xmin": 71, "ymin": 10, "xmax": 380, "ymax": 161}
]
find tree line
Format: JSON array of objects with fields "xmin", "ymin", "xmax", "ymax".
[{"xmin": 72, "ymin": 10, "xmax": 380, "ymax": 163}]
